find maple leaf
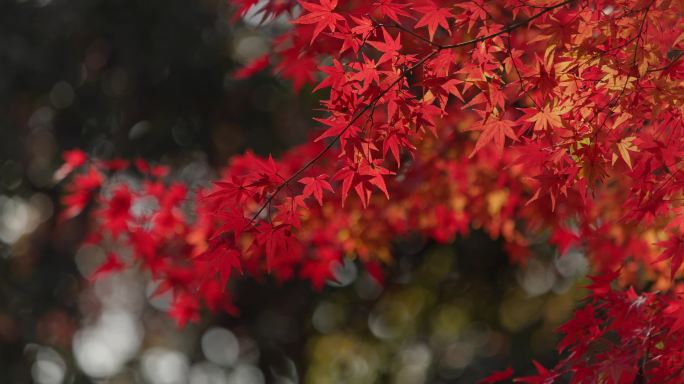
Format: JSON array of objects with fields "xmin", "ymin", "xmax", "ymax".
[
  {"xmin": 169, "ymin": 293, "xmax": 200, "ymax": 328},
  {"xmin": 228, "ymin": 0, "xmax": 261, "ymax": 20},
  {"xmin": 278, "ymin": 58, "xmax": 317, "ymax": 92},
  {"xmin": 655, "ymin": 236, "xmax": 684, "ymax": 279},
  {"xmin": 258, "ymin": 223, "xmax": 302, "ymax": 272},
  {"xmin": 152, "ymin": 266, "xmax": 196, "ymax": 299},
  {"xmin": 299, "ymin": 246, "xmax": 340, "ymax": 290},
  {"xmin": 313, "ymin": 116, "xmax": 361, "ymax": 149},
  {"xmin": 454, "ymin": 1, "xmax": 489, "ymax": 32},
  {"xmin": 299, "ymin": 174, "xmax": 334, "ymax": 205},
  {"xmin": 195, "ymin": 240, "xmax": 243, "ymax": 287},
  {"xmin": 664, "ymin": 296, "xmax": 684, "ymax": 335},
  {"xmin": 432, "ymin": 205, "xmax": 469, "ymax": 243},
  {"xmin": 351, "ymin": 55, "xmax": 382, "ymax": 92},
  {"xmin": 134, "ymin": 158, "xmax": 151, "ymax": 174},
  {"xmin": 333, "ymin": 28, "xmax": 363, "ymax": 55},
  {"xmin": 479, "ymin": 366, "xmax": 514, "ymax": 384},
  {"xmin": 314, "ymin": 59, "xmax": 347, "ymax": 91},
  {"xmin": 200, "ymin": 280, "xmax": 239, "ymax": 315},
  {"xmin": 523, "ymin": 102, "xmax": 568, "ymax": 131},
  {"xmin": 550, "ymin": 226, "xmax": 580, "ymax": 255},
  {"xmin": 212, "ymin": 208, "xmax": 251, "ymax": 243},
  {"xmin": 469, "ymin": 118, "xmax": 518, "ymax": 158},
  {"xmin": 332, "ymin": 165, "xmax": 364, "ymax": 206},
  {"xmin": 163, "ymin": 183, "xmax": 188, "ymax": 206},
  {"xmin": 133, "ymin": 159, "xmax": 168, "ymax": 178},
  {"xmin": 666, "ymin": 206, "xmax": 684, "ymax": 234},
  {"xmin": 349, "ymin": 15, "xmax": 374, "ymax": 37},
  {"xmin": 152, "ymin": 208, "xmax": 183, "ymax": 235},
  {"xmin": 206, "ymin": 175, "xmax": 255, "ymax": 204},
  {"xmin": 102, "ymin": 158, "xmax": 130, "ymax": 171},
  {"xmin": 363, "ymin": 261, "xmax": 385, "ymax": 286},
  {"xmin": 333, "ymin": 160, "xmax": 394, "ymax": 207},
  {"xmin": 372, "ymin": 0, "xmax": 411, "ymax": 23},
  {"xmin": 611, "ymin": 136, "xmax": 638, "ymax": 170},
  {"xmin": 54, "ymin": 149, "xmax": 88, "ymax": 181},
  {"xmin": 276, "ymin": 52, "xmax": 317, "ymax": 91},
  {"xmin": 293, "ymin": 0, "xmax": 345, "ymax": 44},
  {"xmin": 274, "ymin": 195, "xmax": 308, "ymax": 229},
  {"xmin": 414, "ymin": 2, "xmax": 454, "ymax": 41},
  {"xmin": 556, "ymin": 304, "xmax": 601, "ymax": 353},
  {"xmin": 584, "ymin": 270, "xmax": 620, "ymax": 298},
  {"xmin": 60, "ymin": 167, "xmax": 103, "ymax": 220},
  {"xmin": 382, "ymin": 129, "xmax": 414, "ymax": 166},
  {"xmin": 89, "ymin": 253, "xmax": 125, "ymax": 281},
  {"xmin": 101, "ymin": 185, "xmax": 134, "ymax": 239},
  {"xmin": 128, "ymin": 229, "xmax": 162, "ymax": 274},
  {"xmin": 233, "ymin": 54, "xmax": 270, "ymax": 79},
  {"xmin": 440, "ymin": 78, "xmax": 464, "ymax": 102},
  {"xmin": 368, "ymin": 28, "xmax": 402, "ymax": 65},
  {"xmin": 513, "ymin": 361, "xmax": 556, "ymax": 384}
]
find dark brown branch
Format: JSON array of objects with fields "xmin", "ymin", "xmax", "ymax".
[
  {"xmin": 439, "ymin": 0, "xmax": 575, "ymax": 50},
  {"xmin": 646, "ymin": 50, "xmax": 684, "ymax": 73},
  {"xmin": 506, "ymin": 32, "xmax": 541, "ymax": 109}
]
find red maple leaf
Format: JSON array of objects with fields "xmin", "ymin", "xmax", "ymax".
[
  {"xmin": 60, "ymin": 167, "xmax": 103, "ymax": 220},
  {"xmin": 414, "ymin": 2, "xmax": 454, "ymax": 41},
  {"xmin": 195, "ymin": 240, "xmax": 243, "ymax": 287},
  {"xmin": 276, "ymin": 53, "xmax": 317, "ymax": 91},
  {"xmin": 368, "ymin": 28, "xmax": 402, "ymax": 65},
  {"xmin": 372, "ymin": 0, "xmax": 411, "ymax": 23},
  {"xmin": 233, "ymin": 54, "xmax": 270, "ymax": 79},
  {"xmin": 293, "ymin": 0, "xmax": 345, "ymax": 43},
  {"xmin": 333, "ymin": 160, "xmax": 394, "ymax": 207},
  {"xmin": 550, "ymin": 226, "xmax": 580, "ymax": 255},
  {"xmin": 169, "ymin": 293, "xmax": 200, "ymax": 328},
  {"xmin": 469, "ymin": 118, "xmax": 518, "ymax": 158},
  {"xmin": 299, "ymin": 174, "xmax": 334, "ymax": 206},
  {"xmin": 200, "ymin": 280, "xmax": 239, "ymax": 315},
  {"xmin": 664, "ymin": 295, "xmax": 684, "ymax": 335},
  {"xmin": 299, "ymin": 246, "xmax": 340, "ymax": 290},
  {"xmin": 257, "ymin": 223, "xmax": 302, "ymax": 271},
  {"xmin": 655, "ymin": 235, "xmax": 684, "ymax": 279},
  {"xmin": 54, "ymin": 149, "xmax": 88, "ymax": 181},
  {"xmin": 205, "ymin": 176, "xmax": 255, "ymax": 204},
  {"xmin": 101, "ymin": 185, "xmax": 133, "ymax": 239},
  {"xmin": 89, "ymin": 253, "xmax": 125, "ymax": 281},
  {"xmin": 513, "ymin": 361, "xmax": 557, "ymax": 384},
  {"xmin": 480, "ymin": 366, "xmax": 514, "ymax": 384}
]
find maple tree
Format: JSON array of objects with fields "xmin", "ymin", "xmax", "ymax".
[{"xmin": 54, "ymin": 0, "xmax": 684, "ymax": 381}]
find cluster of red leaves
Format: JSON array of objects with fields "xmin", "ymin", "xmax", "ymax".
[{"xmin": 57, "ymin": 0, "xmax": 684, "ymax": 381}]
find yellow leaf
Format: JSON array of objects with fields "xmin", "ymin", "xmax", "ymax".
[
  {"xmin": 422, "ymin": 89, "xmax": 435, "ymax": 104},
  {"xmin": 674, "ymin": 31, "xmax": 684, "ymax": 47},
  {"xmin": 612, "ymin": 112, "xmax": 632, "ymax": 129},
  {"xmin": 526, "ymin": 103, "xmax": 567, "ymax": 131},
  {"xmin": 487, "ymin": 189, "xmax": 509, "ymax": 216},
  {"xmin": 613, "ymin": 136, "xmax": 638, "ymax": 169}
]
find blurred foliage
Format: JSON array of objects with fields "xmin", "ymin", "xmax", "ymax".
[
  {"xmin": 0, "ymin": 0, "xmax": 586, "ymax": 383},
  {"xmin": 303, "ymin": 233, "xmax": 586, "ymax": 383}
]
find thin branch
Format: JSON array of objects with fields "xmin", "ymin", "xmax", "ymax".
[
  {"xmin": 646, "ymin": 50, "xmax": 684, "ymax": 73},
  {"xmin": 246, "ymin": 50, "xmax": 438, "ymax": 226},
  {"xmin": 244, "ymin": 0, "xmax": 577, "ymax": 227},
  {"xmin": 590, "ymin": 0, "xmax": 653, "ymax": 138},
  {"xmin": 440, "ymin": 0, "xmax": 575, "ymax": 49},
  {"xmin": 506, "ymin": 32, "xmax": 541, "ymax": 109},
  {"xmin": 371, "ymin": 18, "xmax": 436, "ymax": 47}
]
